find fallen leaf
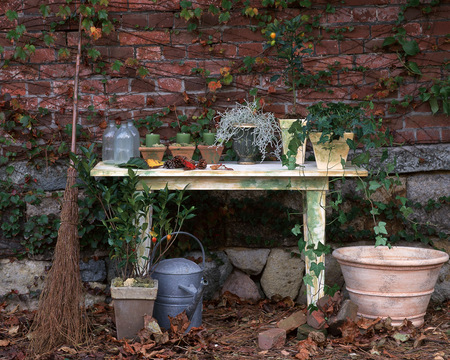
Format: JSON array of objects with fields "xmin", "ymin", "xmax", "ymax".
[
  {"xmin": 58, "ymin": 346, "xmax": 77, "ymax": 354},
  {"xmin": 169, "ymin": 310, "xmax": 190, "ymax": 335},
  {"xmin": 392, "ymin": 332, "xmax": 410, "ymax": 343},
  {"xmin": 8, "ymin": 325, "xmax": 19, "ymax": 336},
  {"xmin": 0, "ymin": 339, "xmax": 10, "ymax": 347}
]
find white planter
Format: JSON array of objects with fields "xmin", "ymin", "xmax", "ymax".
[{"xmin": 309, "ymin": 132, "xmax": 354, "ymax": 170}]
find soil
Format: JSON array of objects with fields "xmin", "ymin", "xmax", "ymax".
[{"xmin": 1, "ymin": 295, "xmax": 448, "ymax": 359}]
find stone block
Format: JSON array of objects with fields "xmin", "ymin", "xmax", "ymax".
[
  {"xmin": 80, "ymin": 259, "xmax": 106, "ymax": 282},
  {"xmin": 221, "ymin": 269, "xmax": 261, "ymax": 301},
  {"xmin": 258, "ymin": 328, "xmax": 286, "ymax": 350},
  {"xmin": 225, "ymin": 248, "xmax": 270, "ymax": 275},
  {"xmin": 277, "ymin": 310, "xmax": 307, "ymax": 332}
]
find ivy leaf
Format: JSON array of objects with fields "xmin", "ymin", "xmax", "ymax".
[
  {"xmin": 208, "ymin": 5, "xmax": 220, "ymax": 15},
  {"xmin": 221, "ymin": 0, "xmax": 232, "ymax": 10},
  {"xmin": 218, "ymin": 11, "xmax": 230, "ymax": 23},
  {"xmin": 303, "ymin": 273, "xmax": 314, "ymax": 287},
  {"xmin": 402, "ymin": 40, "xmax": 419, "ymax": 56},
  {"xmin": 299, "ymin": 0, "xmax": 312, "ymax": 7},
  {"xmin": 310, "ymin": 261, "xmax": 325, "ymax": 277},
  {"xmin": 429, "ymin": 97, "xmax": 439, "ymax": 114},
  {"xmin": 39, "ymin": 5, "xmax": 51, "ymax": 18},
  {"xmin": 6, "ymin": 10, "xmax": 19, "ymax": 21},
  {"xmin": 6, "ymin": 165, "xmax": 14, "ymax": 175},
  {"xmin": 369, "ymin": 180, "xmax": 382, "ymax": 191},
  {"xmin": 382, "ymin": 36, "xmax": 396, "ymax": 47},
  {"xmin": 87, "ymin": 48, "xmax": 101, "ymax": 60},
  {"xmin": 112, "ymin": 60, "xmax": 123, "ymax": 72},
  {"xmin": 137, "ymin": 66, "xmax": 150, "ymax": 78},
  {"xmin": 374, "ymin": 221, "xmax": 388, "ymax": 235},
  {"xmin": 43, "ymin": 34, "xmax": 55, "ymax": 46},
  {"xmin": 180, "ymin": 0, "xmax": 192, "ymax": 8},
  {"xmin": 407, "ymin": 61, "xmax": 422, "ymax": 75}
]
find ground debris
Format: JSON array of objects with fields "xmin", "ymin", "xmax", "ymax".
[{"xmin": 0, "ymin": 297, "xmax": 448, "ymax": 359}]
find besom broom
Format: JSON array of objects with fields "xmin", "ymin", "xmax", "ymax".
[{"xmin": 29, "ymin": 8, "xmax": 88, "ymax": 355}]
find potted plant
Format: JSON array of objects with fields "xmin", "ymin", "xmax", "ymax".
[
  {"xmin": 169, "ymin": 114, "xmax": 196, "ymax": 159},
  {"xmin": 74, "ymin": 145, "xmax": 196, "ymax": 339},
  {"xmin": 295, "ymin": 101, "xmax": 369, "ymax": 170},
  {"xmin": 193, "ymin": 109, "xmax": 224, "ymax": 164},
  {"xmin": 214, "ymin": 99, "xmax": 282, "ymax": 164},
  {"xmin": 136, "ymin": 113, "xmax": 166, "ymax": 161}
]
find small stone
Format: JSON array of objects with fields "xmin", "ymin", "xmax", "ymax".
[
  {"xmin": 307, "ymin": 310, "xmax": 326, "ymax": 330},
  {"xmin": 297, "ymin": 324, "xmax": 327, "ymax": 340},
  {"xmin": 277, "ymin": 310, "xmax": 307, "ymax": 332},
  {"xmin": 258, "ymin": 328, "xmax": 286, "ymax": 350},
  {"xmin": 221, "ymin": 269, "xmax": 261, "ymax": 301},
  {"xmin": 308, "ymin": 330, "xmax": 327, "ymax": 346}
]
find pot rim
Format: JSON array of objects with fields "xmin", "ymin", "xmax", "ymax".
[{"xmin": 332, "ymin": 246, "xmax": 449, "ymax": 267}]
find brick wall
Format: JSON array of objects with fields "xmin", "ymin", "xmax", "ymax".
[{"xmin": 0, "ymin": 0, "xmax": 449, "ymax": 159}]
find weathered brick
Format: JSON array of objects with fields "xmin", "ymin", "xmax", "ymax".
[
  {"xmin": 416, "ymin": 128, "xmax": 441, "ymax": 143},
  {"xmin": 121, "ymin": 14, "xmax": 148, "ymax": 28},
  {"xmin": 158, "ymin": 78, "xmax": 183, "ymax": 92},
  {"xmin": 119, "ymin": 31, "xmax": 170, "ymax": 46},
  {"xmin": 394, "ymin": 129, "xmax": 416, "ymax": 144},
  {"xmin": 355, "ymin": 54, "xmax": 400, "ymax": 69},
  {"xmin": 327, "ymin": 8, "xmax": 353, "ymax": 23},
  {"xmin": 108, "ymin": 0, "xmax": 128, "ymax": 12},
  {"xmin": 405, "ymin": 115, "xmax": 450, "ymax": 129},
  {"xmin": 307, "ymin": 310, "xmax": 326, "ymax": 330},
  {"xmin": 163, "ymin": 46, "xmax": 186, "ymax": 60},
  {"xmin": 137, "ymin": 46, "xmax": 162, "ymax": 61},
  {"xmin": 80, "ymin": 80, "xmax": 104, "ymax": 94},
  {"xmin": 316, "ymin": 40, "xmax": 339, "ymax": 55},
  {"xmin": 371, "ymin": 24, "xmax": 395, "ymax": 39},
  {"xmin": 238, "ymin": 43, "xmax": 263, "ymax": 57},
  {"xmin": 28, "ymin": 81, "xmax": 51, "ymax": 96},
  {"xmin": 377, "ymin": 7, "xmax": 401, "ymax": 22},
  {"xmin": 129, "ymin": 0, "xmax": 180, "ymax": 11},
  {"xmin": 109, "ymin": 46, "xmax": 135, "ymax": 61},
  {"xmin": 130, "ymin": 79, "xmax": 155, "ymax": 93},
  {"xmin": 303, "ymin": 55, "xmax": 353, "ymax": 72},
  {"xmin": 441, "ymin": 128, "xmax": 450, "ymax": 143},
  {"xmin": 353, "ymin": 8, "xmax": 377, "ymax": 22},
  {"xmin": 258, "ymin": 328, "xmax": 286, "ymax": 350},
  {"xmin": 148, "ymin": 13, "xmax": 174, "ymax": 28},
  {"xmin": 277, "ymin": 310, "xmax": 307, "ymax": 332},
  {"xmin": 339, "ymin": 71, "xmax": 364, "ymax": 86},
  {"xmin": 222, "ymin": 28, "xmax": 264, "ymax": 43},
  {"xmin": 1, "ymin": 82, "xmax": 26, "ymax": 96},
  {"xmin": 340, "ymin": 39, "xmax": 363, "ymax": 54},
  {"xmin": 106, "ymin": 79, "xmax": 129, "ymax": 94}
]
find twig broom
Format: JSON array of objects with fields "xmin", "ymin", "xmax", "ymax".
[{"xmin": 29, "ymin": 9, "xmax": 88, "ymax": 355}]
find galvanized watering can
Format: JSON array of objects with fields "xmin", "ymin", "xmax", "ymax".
[{"xmin": 149, "ymin": 231, "xmax": 207, "ymax": 331}]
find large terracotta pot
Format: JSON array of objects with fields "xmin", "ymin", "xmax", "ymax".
[
  {"xmin": 309, "ymin": 132, "xmax": 353, "ymax": 170},
  {"xmin": 332, "ymin": 246, "xmax": 449, "ymax": 327}
]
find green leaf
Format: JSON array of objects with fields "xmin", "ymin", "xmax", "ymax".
[
  {"xmin": 402, "ymin": 40, "xmax": 419, "ymax": 56},
  {"xmin": 218, "ymin": 11, "xmax": 231, "ymax": 23},
  {"xmin": 429, "ymin": 97, "xmax": 439, "ymax": 114},
  {"xmin": 303, "ymin": 273, "xmax": 314, "ymax": 287},
  {"xmin": 222, "ymin": 0, "xmax": 232, "ymax": 10},
  {"xmin": 117, "ymin": 157, "xmax": 149, "ymax": 169},
  {"xmin": 39, "ymin": 5, "xmax": 51, "ymax": 18},
  {"xmin": 112, "ymin": 60, "xmax": 123, "ymax": 72},
  {"xmin": 6, "ymin": 10, "xmax": 19, "ymax": 21},
  {"xmin": 382, "ymin": 36, "xmax": 396, "ymax": 47},
  {"xmin": 6, "ymin": 165, "xmax": 14, "ymax": 175},
  {"xmin": 407, "ymin": 61, "xmax": 422, "ymax": 75}
]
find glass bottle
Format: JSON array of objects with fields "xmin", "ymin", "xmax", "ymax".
[
  {"xmin": 102, "ymin": 120, "xmax": 117, "ymax": 164},
  {"xmin": 113, "ymin": 123, "xmax": 133, "ymax": 164},
  {"xmin": 127, "ymin": 120, "xmax": 140, "ymax": 157}
]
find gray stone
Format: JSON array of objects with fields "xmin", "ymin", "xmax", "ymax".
[
  {"xmin": 0, "ymin": 259, "xmax": 50, "ymax": 296},
  {"xmin": 225, "ymin": 247, "xmax": 270, "ymax": 275},
  {"xmin": 186, "ymin": 250, "xmax": 233, "ymax": 300},
  {"xmin": 354, "ymin": 144, "xmax": 450, "ymax": 173},
  {"xmin": 26, "ymin": 193, "xmax": 61, "ymax": 217},
  {"xmin": 80, "ymin": 258, "xmax": 107, "ymax": 282},
  {"xmin": 327, "ymin": 299, "xmax": 358, "ymax": 336},
  {"xmin": 221, "ymin": 269, "xmax": 261, "ymax": 301},
  {"xmin": 0, "ymin": 160, "xmax": 69, "ymax": 191},
  {"xmin": 261, "ymin": 248, "xmax": 304, "ymax": 299},
  {"xmin": 84, "ymin": 282, "xmax": 108, "ymax": 307}
]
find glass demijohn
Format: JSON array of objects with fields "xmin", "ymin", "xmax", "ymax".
[
  {"xmin": 113, "ymin": 123, "xmax": 134, "ymax": 163},
  {"xmin": 102, "ymin": 120, "xmax": 117, "ymax": 164}
]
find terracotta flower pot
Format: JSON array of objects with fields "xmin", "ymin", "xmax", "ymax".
[
  {"xmin": 197, "ymin": 144, "xmax": 224, "ymax": 164},
  {"xmin": 309, "ymin": 132, "xmax": 354, "ymax": 170},
  {"xmin": 111, "ymin": 280, "xmax": 158, "ymax": 339},
  {"xmin": 140, "ymin": 146, "xmax": 166, "ymax": 161},
  {"xmin": 332, "ymin": 246, "xmax": 449, "ymax": 327},
  {"xmin": 168, "ymin": 145, "xmax": 196, "ymax": 160}
]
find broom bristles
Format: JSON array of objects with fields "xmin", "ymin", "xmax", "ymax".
[{"xmin": 29, "ymin": 167, "xmax": 88, "ymax": 355}]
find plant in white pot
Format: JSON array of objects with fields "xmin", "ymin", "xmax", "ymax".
[
  {"xmin": 296, "ymin": 101, "xmax": 375, "ymax": 170},
  {"xmin": 214, "ymin": 99, "xmax": 282, "ymax": 164},
  {"xmin": 74, "ymin": 145, "xmax": 195, "ymax": 339}
]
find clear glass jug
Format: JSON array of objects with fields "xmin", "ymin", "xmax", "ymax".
[
  {"xmin": 102, "ymin": 120, "xmax": 117, "ymax": 164},
  {"xmin": 113, "ymin": 123, "xmax": 133, "ymax": 163},
  {"xmin": 127, "ymin": 120, "xmax": 140, "ymax": 157}
]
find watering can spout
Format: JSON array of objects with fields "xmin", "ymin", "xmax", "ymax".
[{"xmin": 184, "ymin": 278, "xmax": 207, "ymax": 320}]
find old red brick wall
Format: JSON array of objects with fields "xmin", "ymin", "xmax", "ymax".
[{"xmin": 0, "ymin": 0, "xmax": 449, "ymax": 158}]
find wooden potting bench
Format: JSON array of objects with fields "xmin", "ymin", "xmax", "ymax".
[{"xmin": 91, "ymin": 161, "xmax": 367, "ymax": 306}]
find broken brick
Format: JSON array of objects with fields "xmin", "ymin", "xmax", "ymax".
[
  {"xmin": 327, "ymin": 299, "xmax": 359, "ymax": 336},
  {"xmin": 307, "ymin": 309, "xmax": 327, "ymax": 330},
  {"xmin": 277, "ymin": 310, "xmax": 307, "ymax": 332},
  {"xmin": 258, "ymin": 328, "xmax": 286, "ymax": 350}
]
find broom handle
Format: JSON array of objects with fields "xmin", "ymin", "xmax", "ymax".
[{"xmin": 71, "ymin": 10, "xmax": 83, "ymax": 154}]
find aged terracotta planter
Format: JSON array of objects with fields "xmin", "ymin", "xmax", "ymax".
[
  {"xmin": 197, "ymin": 144, "xmax": 224, "ymax": 164},
  {"xmin": 139, "ymin": 146, "xmax": 166, "ymax": 161},
  {"xmin": 111, "ymin": 280, "xmax": 158, "ymax": 339},
  {"xmin": 332, "ymin": 246, "xmax": 449, "ymax": 327},
  {"xmin": 168, "ymin": 145, "xmax": 196, "ymax": 160},
  {"xmin": 309, "ymin": 132, "xmax": 354, "ymax": 170}
]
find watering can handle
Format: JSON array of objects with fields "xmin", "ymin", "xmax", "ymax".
[{"xmin": 149, "ymin": 231, "xmax": 206, "ymax": 270}]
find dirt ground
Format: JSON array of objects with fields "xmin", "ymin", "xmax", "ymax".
[{"xmin": 1, "ymin": 295, "xmax": 449, "ymax": 359}]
